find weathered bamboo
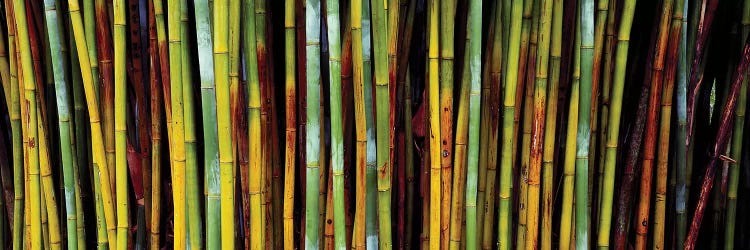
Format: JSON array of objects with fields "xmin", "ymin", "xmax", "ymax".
[
  {"xmin": 559, "ymin": 18, "xmax": 581, "ymax": 250},
  {"xmin": 482, "ymin": 2, "xmax": 502, "ymax": 248},
  {"xmin": 305, "ymin": 0, "xmax": 322, "ymax": 247},
  {"xmin": 439, "ymin": 0, "xmax": 456, "ymax": 245},
  {"xmin": 351, "ymin": 0, "xmax": 367, "ymax": 247},
  {"xmin": 4, "ymin": 1, "xmax": 23, "ymax": 248},
  {"xmin": 674, "ymin": 2, "xmax": 688, "ymax": 248},
  {"xmin": 476, "ymin": 3, "xmax": 497, "ymax": 246},
  {"xmin": 428, "ymin": 0, "xmax": 441, "ymax": 247}
]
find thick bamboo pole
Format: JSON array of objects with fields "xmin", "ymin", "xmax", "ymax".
[
  {"xmin": 113, "ymin": 0, "xmax": 129, "ymax": 248},
  {"xmin": 304, "ymin": 0, "xmax": 322, "ymax": 247}
]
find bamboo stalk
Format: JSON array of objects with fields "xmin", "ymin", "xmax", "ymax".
[
  {"xmin": 305, "ymin": 0, "xmax": 322, "ymax": 247},
  {"xmin": 282, "ymin": 0, "xmax": 299, "ymax": 248},
  {"xmin": 597, "ymin": 0, "xmax": 617, "ymax": 218},
  {"xmin": 576, "ymin": 0, "xmax": 594, "ymax": 248},
  {"xmin": 4, "ymin": 1, "xmax": 23, "ymax": 249},
  {"xmin": 351, "ymin": 0, "xmax": 367, "ymax": 247},
  {"xmin": 724, "ymin": 2, "xmax": 750, "ymax": 249},
  {"xmin": 439, "ymin": 0, "xmax": 456, "ymax": 245},
  {"xmin": 113, "ymin": 0, "xmax": 129, "ymax": 248},
  {"xmin": 596, "ymin": 0, "xmax": 637, "ymax": 247},
  {"xmin": 541, "ymin": 0, "xmax": 563, "ymax": 248},
  {"xmin": 559, "ymin": 17, "xmax": 581, "ymax": 250},
  {"xmin": 464, "ymin": 0, "xmax": 482, "ymax": 248},
  {"xmin": 635, "ymin": 1, "xmax": 673, "ymax": 248},
  {"xmin": 36, "ymin": 99, "xmax": 61, "ymax": 250},
  {"xmin": 476, "ymin": 3, "xmax": 497, "ymax": 246},
  {"xmin": 685, "ymin": 34, "xmax": 750, "ymax": 250},
  {"xmin": 94, "ymin": 0, "xmax": 116, "ymax": 196},
  {"xmin": 653, "ymin": 1, "xmax": 684, "ymax": 248},
  {"xmin": 192, "ymin": 0, "xmax": 220, "ymax": 247},
  {"xmin": 147, "ymin": 0, "xmax": 164, "ymax": 246},
  {"xmin": 427, "ymin": 0, "xmax": 441, "ymax": 247},
  {"xmin": 361, "ymin": 1, "xmax": 378, "ymax": 247},
  {"xmin": 41, "ymin": 0, "xmax": 79, "ymax": 247},
  {"xmin": 254, "ymin": 0, "xmax": 271, "ymax": 247},
  {"xmin": 215, "ymin": 0, "xmax": 235, "ymax": 248}
]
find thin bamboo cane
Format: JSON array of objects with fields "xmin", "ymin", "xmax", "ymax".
[
  {"xmin": 559, "ymin": 18, "xmax": 581, "ymax": 250},
  {"xmin": 576, "ymin": 0, "xmax": 594, "ymax": 248},
  {"xmin": 362, "ymin": 1, "xmax": 378, "ymax": 247},
  {"xmin": 190, "ymin": 0, "xmax": 220, "ymax": 247},
  {"xmin": 351, "ymin": 0, "xmax": 367, "ymax": 247},
  {"xmin": 725, "ymin": 3, "xmax": 750, "ymax": 249},
  {"xmin": 526, "ymin": 0, "xmax": 554, "ymax": 248},
  {"xmin": 427, "ymin": 0, "xmax": 441, "ymax": 247},
  {"xmin": 369, "ymin": 0, "xmax": 392, "ymax": 246},
  {"xmin": 635, "ymin": 1, "xmax": 673, "ymax": 248},
  {"xmin": 36, "ymin": 103, "xmax": 61, "ymax": 250},
  {"xmin": 41, "ymin": 0, "xmax": 79, "ymax": 247},
  {"xmin": 214, "ymin": 0, "xmax": 235, "ymax": 248},
  {"xmin": 305, "ymin": 0, "xmax": 322, "ymax": 247},
  {"xmin": 81, "ymin": 0, "xmax": 100, "ymax": 104},
  {"xmin": 448, "ymin": 32, "xmax": 471, "ymax": 250},
  {"xmin": 685, "ymin": 34, "xmax": 750, "ymax": 250},
  {"xmin": 652, "ymin": 1, "xmax": 683, "ymax": 248},
  {"xmin": 254, "ymin": 0, "xmax": 270, "ymax": 247},
  {"xmin": 482, "ymin": 2, "xmax": 504, "ymax": 249},
  {"xmin": 177, "ymin": 0, "xmax": 202, "ymax": 246},
  {"xmin": 112, "ymin": 0, "xmax": 129, "ymax": 248},
  {"xmin": 284, "ymin": 0, "xmax": 298, "ymax": 248},
  {"xmin": 4, "ymin": 1, "xmax": 23, "ymax": 248},
  {"xmin": 403, "ymin": 64, "xmax": 415, "ymax": 250},
  {"xmin": 152, "ymin": 0, "xmax": 172, "ymax": 247},
  {"xmin": 597, "ymin": 0, "xmax": 617, "ymax": 220},
  {"xmin": 165, "ymin": 0, "xmax": 187, "ymax": 247},
  {"xmin": 147, "ymin": 1, "xmax": 163, "ymax": 246},
  {"xmin": 0, "ymin": 17, "xmax": 9, "ymax": 106},
  {"xmin": 385, "ymin": 0, "xmax": 399, "ymax": 244},
  {"xmin": 589, "ymin": 0, "xmax": 609, "ymax": 173},
  {"xmin": 541, "ymin": 0, "xmax": 563, "ymax": 249},
  {"xmin": 596, "ymin": 1, "xmax": 636, "ymax": 247},
  {"xmin": 439, "ymin": 0, "xmax": 456, "ymax": 245},
  {"xmin": 94, "ymin": 0, "xmax": 116, "ymax": 196},
  {"xmin": 70, "ymin": 0, "xmax": 121, "ymax": 245},
  {"xmin": 323, "ymin": 0, "xmax": 346, "ymax": 248},
  {"xmin": 476, "ymin": 3, "xmax": 497, "ymax": 246},
  {"xmin": 464, "ymin": 0, "xmax": 482, "ymax": 248}
]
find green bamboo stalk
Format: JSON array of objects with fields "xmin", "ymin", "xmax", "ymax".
[
  {"xmin": 576, "ymin": 0, "xmax": 594, "ymax": 248},
  {"xmin": 465, "ymin": 0, "xmax": 482, "ymax": 248},
  {"xmin": 674, "ymin": 1, "xmax": 688, "ymax": 248},
  {"xmin": 597, "ymin": 0, "xmax": 637, "ymax": 248},
  {"xmin": 597, "ymin": 0, "xmax": 617, "ymax": 221},
  {"xmin": 4, "ymin": 1, "xmax": 23, "ymax": 248},
  {"xmin": 559, "ymin": 18, "xmax": 581, "ymax": 249},
  {"xmin": 42, "ymin": 0, "xmax": 79, "ymax": 248},
  {"xmin": 253, "ymin": 0, "xmax": 270, "ymax": 246},
  {"xmin": 192, "ymin": 0, "xmax": 220, "ymax": 247},
  {"xmin": 82, "ymin": 0, "xmax": 99, "ymax": 99},
  {"xmin": 476, "ymin": 4, "xmax": 497, "ymax": 246},
  {"xmin": 541, "ymin": 0, "xmax": 563, "ymax": 248},
  {"xmin": 283, "ymin": 0, "xmax": 298, "ymax": 248},
  {"xmin": 724, "ymin": 1, "xmax": 750, "ymax": 248},
  {"xmin": 214, "ymin": 0, "xmax": 235, "ymax": 248},
  {"xmin": 371, "ymin": 0, "xmax": 392, "ymax": 247},
  {"xmin": 305, "ymin": 0, "xmax": 322, "ymax": 247},
  {"xmin": 66, "ymin": 16, "xmax": 87, "ymax": 249}
]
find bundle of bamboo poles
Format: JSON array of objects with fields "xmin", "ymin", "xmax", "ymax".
[{"xmin": 1, "ymin": 0, "xmax": 750, "ymax": 249}]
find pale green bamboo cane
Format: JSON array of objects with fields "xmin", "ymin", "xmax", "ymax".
[
  {"xmin": 675, "ymin": 2, "xmax": 688, "ymax": 248},
  {"xmin": 465, "ymin": 0, "xmax": 482, "ymax": 248},
  {"xmin": 362, "ymin": 1, "xmax": 379, "ymax": 246},
  {"xmin": 597, "ymin": 0, "xmax": 637, "ymax": 248},
  {"xmin": 577, "ymin": 0, "xmax": 594, "ymax": 248},
  {"xmin": 193, "ymin": 0, "xmax": 220, "ymax": 247},
  {"xmin": 324, "ymin": 0, "xmax": 346, "ymax": 248},
  {"xmin": 42, "ymin": 0, "xmax": 79, "ymax": 248},
  {"xmin": 305, "ymin": 0, "xmax": 322, "ymax": 248},
  {"xmin": 449, "ymin": 29, "xmax": 472, "ymax": 250},
  {"xmin": 82, "ymin": 0, "xmax": 100, "ymax": 99}
]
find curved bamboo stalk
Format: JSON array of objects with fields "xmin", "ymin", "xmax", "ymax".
[
  {"xmin": 725, "ymin": 2, "xmax": 750, "ymax": 249},
  {"xmin": 304, "ymin": 0, "xmax": 322, "ymax": 247},
  {"xmin": 283, "ymin": 0, "xmax": 298, "ymax": 248},
  {"xmin": 684, "ymin": 31, "xmax": 750, "ymax": 250},
  {"xmin": 596, "ymin": 0, "xmax": 636, "ymax": 247},
  {"xmin": 41, "ymin": 0, "xmax": 79, "ymax": 247},
  {"xmin": 214, "ymin": 0, "xmax": 235, "ymax": 248}
]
